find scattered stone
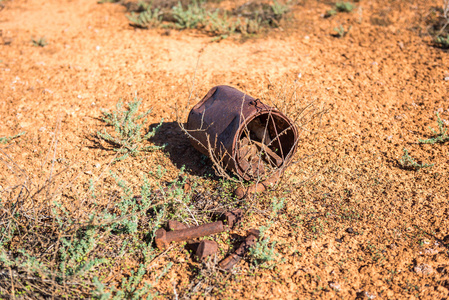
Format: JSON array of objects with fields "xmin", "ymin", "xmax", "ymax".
[
  {"xmin": 335, "ymin": 238, "xmax": 343, "ymax": 243},
  {"xmin": 414, "ymin": 264, "xmax": 434, "ymax": 275},
  {"xmin": 365, "ymin": 291, "xmax": 376, "ymax": 299},
  {"xmin": 386, "ymin": 290, "xmax": 394, "ymax": 297},
  {"xmin": 388, "ymin": 243, "xmax": 398, "ymax": 250},
  {"xmin": 346, "ymin": 228, "xmax": 354, "ymax": 234},
  {"xmin": 329, "ymin": 281, "xmax": 341, "ymax": 292},
  {"xmin": 424, "ymin": 248, "xmax": 439, "ymax": 255}
]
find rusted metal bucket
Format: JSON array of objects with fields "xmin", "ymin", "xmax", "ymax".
[{"xmin": 186, "ymin": 85, "xmax": 298, "ymax": 181}]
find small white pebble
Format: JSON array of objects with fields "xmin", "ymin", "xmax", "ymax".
[
  {"xmin": 77, "ymin": 95, "xmax": 82, "ymax": 99},
  {"xmin": 329, "ymin": 282, "xmax": 341, "ymax": 292},
  {"xmin": 414, "ymin": 264, "xmax": 434, "ymax": 275},
  {"xmin": 304, "ymin": 35, "xmax": 310, "ymax": 40},
  {"xmin": 298, "ymin": 73, "xmax": 302, "ymax": 79},
  {"xmin": 94, "ymin": 163, "xmax": 101, "ymax": 168},
  {"xmin": 424, "ymin": 248, "xmax": 439, "ymax": 255},
  {"xmin": 444, "ymin": 76, "xmax": 449, "ymax": 81},
  {"xmin": 127, "ymin": 82, "xmax": 132, "ymax": 86},
  {"xmin": 96, "ymin": 46, "xmax": 101, "ymax": 51}
]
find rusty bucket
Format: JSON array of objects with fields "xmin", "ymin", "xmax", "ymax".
[{"xmin": 186, "ymin": 85, "xmax": 298, "ymax": 181}]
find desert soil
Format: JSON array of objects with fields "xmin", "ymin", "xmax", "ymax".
[{"xmin": 0, "ymin": 0, "xmax": 448, "ymax": 298}]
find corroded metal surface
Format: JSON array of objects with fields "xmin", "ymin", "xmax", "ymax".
[
  {"xmin": 186, "ymin": 85, "xmax": 298, "ymax": 181},
  {"xmin": 195, "ymin": 240, "xmax": 218, "ymax": 261},
  {"xmin": 155, "ymin": 221, "xmax": 225, "ymax": 250},
  {"xmin": 218, "ymin": 229, "xmax": 260, "ymax": 271}
]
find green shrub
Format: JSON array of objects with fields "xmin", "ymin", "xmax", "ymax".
[
  {"xmin": 419, "ymin": 112, "xmax": 449, "ymax": 144},
  {"xmin": 434, "ymin": 35, "xmax": 449, "ymax": 48},
  {"xmin": 32, "ymin": 36, "xmax": 48, "ymax": 47},
  {"xmin": 333, "ymin": 25, "xmax": 351, "ymax": 38},
  {"xmin": 96, "ymin": 99, "xmax": 163, "ymax": 161},
  {"xmin": 0, "ymin": 131, "xmax": 26, "ymax": 144},
  {"xmin": 172, "ymin": 0, "xmax": 207, "ymax": 29},
  {"xmin": 398, "ymin": 148, "xmax": 434, "ymax": 171},
  {"xmin": 271, "ymin": 0, "xmax": 289, "ymax": 21},
  {"xmin": 127, "ymin": 6, "xmax": 162, "ymax": 29},
  {"xmin": 0, "ymin": 171, "xmax": 173, "ymax": 298},
  {"xmin": 249, "ymin": 198, "xmax": 284, "ymax": 269},
  {"xmin": 335, "ymin": 2, "xmax": 355, "ymax": 12}
]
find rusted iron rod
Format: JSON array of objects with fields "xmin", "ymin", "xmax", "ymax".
[{"xmin": 155, "ymin": 221, "xmax": 225, "ymax": 250}]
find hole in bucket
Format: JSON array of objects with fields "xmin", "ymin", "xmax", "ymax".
[{"xmin": 236, "ymin": 113, "xmax": 296, "ymax": 180}]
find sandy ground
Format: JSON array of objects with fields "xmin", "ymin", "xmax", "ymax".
[{"xmin": 0, "ymin": 0, "xmax": 448, "ymax": 298}]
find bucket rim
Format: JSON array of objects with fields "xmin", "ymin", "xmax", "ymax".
[{"xmin": 232, "ymin": 107, "xmax": 299, "ymax": 181}]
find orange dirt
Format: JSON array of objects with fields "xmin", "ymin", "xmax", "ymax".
[{"xmin": 0, "ymin": 0, "xmax": 448, "ymax": 298}]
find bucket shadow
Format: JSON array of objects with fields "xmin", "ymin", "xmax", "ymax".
[{"xmin": 148, "ymin": 121, "xmax": 216, "ymax": 178}]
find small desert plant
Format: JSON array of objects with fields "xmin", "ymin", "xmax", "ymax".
[
  {"xmin": 127, "ymin": 6, "xmax": 162, "ymax": 29},
  {"xmin": 434, "ymin": 34, "xmax": 449, "ymax": 48},
  {"xmin": 271, "ymin": 0, "xmax": 289, "ymax": 20},
  {"xmin": 335, "ymin": 2, "xmax": 355, "ymax": 13},
  {"xmin": 172, "ymin": 0, "xmax": 207, "ymax": 29},
  {"xmin": 325, "ymin": 9, "xmax": 337, "ymax": 17},
  {"xmin": 398, "ymin": 148, "xmax": 434, "ymax": 171},
  {"xmin": 419, "ymin": 112, "xmax": 449, "ymax": 144},
  {"xmin": 249, "ymin": 198, "xmax": 284, "ymax": 269},
  {"xmin": 207, "ymin": 10, "xmax": 239, "ymax": 38},
  {"xmin": 326, "ymin": 1, "xmax": 355, "ymax": 16},
  {"xmin": 333, "ymin": 25, "xmax": 351, "ymax": 37},
  {"xmin": 96, "ymin": 99, "xmax": 163, "ymax": 161},
  {"xmin": 32, "ymin": 36, "xmax": 48, "ymax": 47},
  {"xmin": 245, "ymin": 17, "xmax": 263, "ymax": 34},
  {"xmin": 0, "ymin": 177, "xmax": 171, "ymax": 298},
  {"xmin": 0, "ymin": 131, "xmax": 25, "ymax": 144}
]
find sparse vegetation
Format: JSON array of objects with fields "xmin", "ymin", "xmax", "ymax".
[
  {"xmin": 434, "ymin": 34, "xmax": 449, "ymax": 48},
  {"xmin": 335, "ymin": 1, "xmax": 355, "ymax": 13},
  {"xmin": 333, "ymin": 25, "xmax": 351, "ymax": 37},
  {"xmin": 172, "ymin": 0, "xmax": 207, "ymax": 29},
  {"xmin": 127, "ymin": 5, "xmax": 162, "ymax": 29},
  {"xmin": 31, "ymin": 36, "xmax": 47, "ymax": 47},
  {"xmin": 270, "ymin": 0, "xmax": 289, "ymax": 24},
  {"xmin": 399, "ymin": 148, "xmax": 434, "ymax": 171},
  {"xmin": 427, "ymin": 0, "xmax": 449, "ymax": 48},
  {"xmin": 0, "ymin": 162, "xmax": 181, "ymax": 298},
  {"xmin": 97, "ymin": 0, "xmax": 120, "ymax": 3},
  {"xmin": 326, "ymin": 1, "xmax": 355, "ymax": 17},
  {"xmin": 95, "ymin": 100, "xmax": 163, "ymax": 161},
  {"xmin": 249, "ymin": 198, "xmax": 284, "ymax": 269},
  {"xmin": 3, "ymin": 0, "xmax": 449, "ymax": 298},
  {"xmin": 419, "ymin": 112, "xmax": 449, "ymax": 144},
  {"xmin": 0, "ymin": 131, "xmax": 26, "ymax": 144},
  {"xmin": 120, "ymin": 0, "xmax": 290, "ymax": 39},
  {"xmin": 325, "ymin": 9, "xmax": 337, "ymax": 17}
]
